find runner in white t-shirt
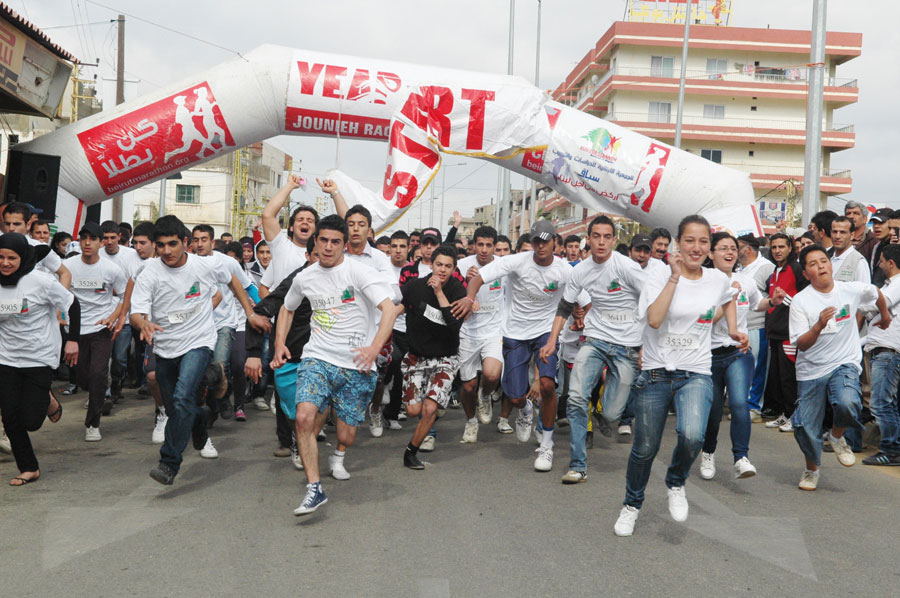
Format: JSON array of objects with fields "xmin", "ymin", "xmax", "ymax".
[
  {"xmin": 456, "ymin": 226, "xmax": 506, "ymax": 443},
  {"xmin": 788, "ymin": 244, "xmax": 890, "ymax": 491},
  {"xmin": 615, "ymin": 215, "xmax": 745, "ymax": 538},
  {"xmin": 64, "ymin": 222, "xmax": 128, "ymax": 442},
  {"xmin": 542, "ymin": 216, "xmax": 646, "ymax": 485},
  {"xmin": 273, "ymin": 215, "xmax": 397, "ymax": 516},
  {"xmin": 2, "ymin": 203, "xmax": 71, "ymax": 287},
  {"xmin": 260, "ymin": 175, "xmax": 317, "ymax": 296},
  {"xmin": 383, "ymin": 231, "xmax": 411, "ymax": 430}
]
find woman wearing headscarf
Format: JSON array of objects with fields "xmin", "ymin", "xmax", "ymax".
[{"xmin": 0, "ymin": 233, "xmax": 80, "ymax": 485}]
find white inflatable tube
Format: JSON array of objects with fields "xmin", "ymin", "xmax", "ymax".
[{"xmin": 18, "ymin": 44, "xmax": 761, "ymax": 236}]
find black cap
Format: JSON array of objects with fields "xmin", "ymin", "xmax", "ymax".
[
  {"xmin": 420, "ymin": 227, "xmax": 442, "ymax": 244},
  {"xmin": 871, "ymin": 208, "xmax": 892, "ymax": 223},
  {"xmin": 78, "ymin": 222, "xmax": 102, "ymax": 239},
  {"xmin": 630, "ymin": 233, "xmax": 652, "ymax": 249},
  {"xmin": 530, "ymin": 220, "xmax": 556, "ymax": 242}
]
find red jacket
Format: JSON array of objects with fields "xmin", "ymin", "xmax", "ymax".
[{"xmin": 764, "ymin": 260, "xmax": 808, "ymax": 340}]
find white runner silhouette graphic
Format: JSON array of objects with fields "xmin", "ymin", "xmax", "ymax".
[{"xmin": 164, "ymin": 88, "xmax": 228, "ymax": 163}]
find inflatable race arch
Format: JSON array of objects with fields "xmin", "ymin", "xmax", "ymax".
[{"xmin": 18, "ymin": 44, "xmax": 763, "ymax": 236}]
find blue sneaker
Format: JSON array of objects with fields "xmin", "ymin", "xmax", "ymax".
[{"xmin": 293, "ymin": 482, "xmax": 327, "ymax": 516}]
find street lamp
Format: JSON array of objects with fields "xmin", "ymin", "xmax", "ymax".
[{"xmin": 440, "ymin": 161, "xmax": 466, "ymax": 233}]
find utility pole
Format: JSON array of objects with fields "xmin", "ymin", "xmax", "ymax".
[
  {"xmin": 496, "ymin": 0, "xmax": 514, "ymax": 234},
  {"xmin": 802, "ymin": 0, "xmax": 827, "ymax": 226},
  {"xmin": 112, "ymin": 14, "xmax": 125, "ymax": 222},
  {"xmin": 529, "ymin": 0, "xmax": 541, "ymax": 231},
  {"xmin": 673, "ymin": 6, "xmax": 691, "ymax": 148}
]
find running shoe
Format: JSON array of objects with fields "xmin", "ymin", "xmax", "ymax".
[
  {"xmin": 667, "ymin": 486, "xmax": 689, "ymax": 522},
  {"xmin": 461, "ymin": 421, "xmax": 478, "ymax": 443},
  {"xmin": 329, "ymin": 455, "xmax": 350, "ymax": 480},
  {"xmin": 61, "ymin": 383, "xmax": 78, "ymax": 396},
  {"xmin": 387, "ymin": 419, "xmax": 402, "ymax": 430},
  {"xmin": 294, "ymin": 483, "xmax": 327, "ymax": 515},
  {"xmin": 798, "ymin": 469, "xmax": 819, "ymax": 491},
  {"xmin": 253, "ymin": 397, "xmax": 269, "ymax": 411},
  {"xmin": 749, "ymin": 409, "xmax": 763, "ymax": 423},
  {"xmin": 152, "ymin": 411, "xmax": 168, "ymax": 444},
  {"xmin": 368, "ymin": 404, "xmax": 384, "ymax": 438},
  {"xmin": 0, "ymin": 430, "xmax": 10, "ymax": 454},
  {"xmin": 778, "ymin": 420, "xmax": 793, "ymax": 433},
  {"xmin": 290, "ymin": 439, "xmax": 304, "ymax": 470},
  {"xmin": 618, "ymin": 423, "xmax": 632, "ymax": 435},
  {"xmin": 515, "ymin": 407, "xmax": 533, "ymax": 443},
  {"xmin": 733, "ymin": 457, "xmax": 757, "ymax": 479},
  {"xmin": 593, "ymin": 411, "xmax": 612, "ymax": 438},
  {"xmin": 561, "ymin": 470, "xmax": 586, "ymax": 484},
  {"xmin": 861, "ymin": 451, "xmax": 900, "ymax": 466},
  {"xmin": 101, "ymin": 399, "xmax": 113, "ymax": 416},
  {"xmin": 397, "ymin": 410, "xmax": 408, "ymax": 422},
  {"xmin": 448, "ymin": 396, "xmax": 461, "ymax": 409},
  {"xmin": 404, "ymin": 450, "xmax": 425, "ymax": 470},
  {"xmin": 829, "ymin": 433, "xmax": 856, "ymax": 467},
  {"xmin": 766, "ymin": 414, "xmax": 788, "ymax": 429},
  {"xmin": 614, "ymin": 505, "xmax": 640, "ymax": 537},
  {"xmin": 497, "ymin": 417, "xmax": 513, "ymax": 434},
  {"xmin": 149, "ymin": 463, "xmax": 176, "ymax": 486},
  {"xmin": 476, "ymin": 396, "xmax": 492, "ymax": 425},
  {"xmin": 84, "ymin": 426, "xmax": 101, "ymax": 442},
  {"xmin": 534, "ymin": 446, "xmax": 553, "ymax": 471},
  {"xmin": 699, "ymin": 452, "xmax": 716, "ymax": 480},
  {"xmin": 234, "ymin": 408, "xmax": 247, "ymax": 422},
  {"xmin": 200, "ymin": 438, "xmax": 218, "ymax": 459},
  {"xmin": 420, "ymin": 435, "xmax": 435, "ymax": 452}
]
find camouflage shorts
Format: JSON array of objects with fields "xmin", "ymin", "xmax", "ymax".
[{"xmin": 401, "ymin": 353, "xmax": 460, "ymax": 408}]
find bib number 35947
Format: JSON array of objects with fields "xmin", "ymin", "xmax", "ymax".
[{"xmin": 659, "ymin": 333, "xmax": 699, "ymax": 350}]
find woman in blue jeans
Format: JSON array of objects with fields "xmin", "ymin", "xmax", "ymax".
[
  {"xmin": 614, "ymin": 216, "xmax": 747, "ymax": 537},
  {"xmin": 700, "ymin": 232, "xmax": 775, "ymax": 481}
]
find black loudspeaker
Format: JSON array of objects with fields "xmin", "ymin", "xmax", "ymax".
[{"xmin": 3, "ymin": 150, "xmax": 61, "ymax": 218}]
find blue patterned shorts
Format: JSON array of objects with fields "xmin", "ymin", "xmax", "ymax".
[{"xmin": 295, "ymin": 358, "xmax": 377, "ymax": 426}]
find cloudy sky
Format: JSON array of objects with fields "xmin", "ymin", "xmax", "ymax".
[{"xmin": 17, "ymin": 0, "xmax": 899, "ymax": 231}]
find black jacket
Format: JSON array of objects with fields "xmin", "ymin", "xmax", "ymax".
[
  {"xmin": 246, "ymin": 264, "xmax": 311, "ymax": 363},
  {"xmin": 400, "ymin": 275, "xmax": 466, "ymax": 358}
]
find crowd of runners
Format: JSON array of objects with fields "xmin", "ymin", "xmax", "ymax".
[{"xmin": 1, "ymin": 178, "xmax": 898, "ymax": 536}]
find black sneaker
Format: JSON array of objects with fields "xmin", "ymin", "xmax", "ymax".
[
  {"xmin": 760, "ymin": 408, "xmax": 781, "ymax": 420},
  {"xmin": 218, "ymin": 397, "xmax": 233, "ymax": 420},
  {"xmin": 101, "ymin": 399, "xmax": 113, "ymax": 416},
  {"xmin": 149, "ymin": 463, "xmax": 176, "ymax": 485},
  {"xmin": 586, "ymin": 431, "xmax": 594, "ymax": 450},
  {"xmin": 110, "ymin": 380, "xmax": 123, "ymax": 402},
  {"xmin": 137, "ymin": 385, "xmax": 151, "ymax": 398},
  {"xmin": 862, "ymin": 451, "xmax": 900, "ymax": 466},
  {"xmin": 593, "ymin": 411, "xmax": 612, "ymax": 438},
  {"xmin": 192, "ymin": 406, "xmax": 212, "ymax": 450},
  {"xmin": 404, "ymin": 450, "xmax": 425, "ymax": 470}
]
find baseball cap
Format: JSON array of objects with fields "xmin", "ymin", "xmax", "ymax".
[
  {"xmin": 871, "ymin": 208, "xmax": 892, "ymax": 223},
  {"xmin": 420, "ymin": 227, "xmax": 442, "ymax": 244},
  {"xmin": 630, "ymin": 233, "xmax": 652, "ymax": 249},
  {"xmin": 78, "ymin": 222, "xmax": 102, "ymax": 239},
  {"xmin": 65, "ymin": 240, "xmax": 81, "ymax": 255},
  {"xmin": 530, "ymin": 220, "xmax": 556, "ymax": 242},
  {"xmin": 25, "ymin": 203, "xmax": 44, "ymax": 215}
]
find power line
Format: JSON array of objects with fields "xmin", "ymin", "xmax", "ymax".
[
  {"xmin": 40, "ymin": 21, "xmax": 108, "ymax": 29},
  {"xmin": 85, "ymin": 0, "xmax": 246, "ymax": 60}
]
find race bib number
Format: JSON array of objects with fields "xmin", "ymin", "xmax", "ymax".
[
  {"xmin": 0, "ymin": 299, "xmax": 22, "ymax": 315},
  {"xmin": 168, "ymin": 302, "xmax": 203, "ymax": 324},
  {"xmin": 73, "ymin": 277, "xmax": 103, "ymax": 290},
  {"xmin": 424, "ymin": 304, "xmax": 447, "ymax": 325},
  {"xmin": 477, "ymin": 301, "xmax": 501, "ymax": 313},
  {"xmin": 659, "ymin": 333, "xmax": 699, "ymax": 350},
  {"xmin": 600, "ymin": 309, "xmax": 634, "ymax": 324}
]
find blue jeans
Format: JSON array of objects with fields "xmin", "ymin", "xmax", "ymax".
[
  {"xmin": 567, "ymin": 338, "xmax": 639, "ymax": 472},
  {"xmin": 705, "ymin": 348, "xmax": 754, "ymax": 461},
  {"xmin": 213, "ymin": 326, "xmax": 235, "ymax": 372},
  {"xmin": 792, "ymin": 364, "xmax": 863, "ymax": 467},
  {"xmin": 868, "ymin": 351, "xmax": 900, "ymax": 455},
  {"xmin": 156, "ymin": 347, "xmax": 212, "ymax": 474},
  {"xmin": 111, "ymin": 323, "xmax": 132, "ymax": 384},
  {"xmin": 624, "ymin": 369, "xmax": 713, "ymax": 509},
  {"xmin": 748, "ymin": 328, "xmax": 768, "ymax": 411}
]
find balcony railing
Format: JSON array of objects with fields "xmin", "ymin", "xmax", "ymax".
[
  {"xmin": 719, "ymin": 162, "xmax": 851, "ymax": 178},
  {"xmin": 608, "ymin": 111, "xmax": 853, "ymax": 133}
]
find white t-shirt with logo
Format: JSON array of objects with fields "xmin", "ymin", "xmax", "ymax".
[
  {"xmin": 345, "ymin": 244, "xmax": 401, "ymax": 305},
  {"xmin": 477, "ymin": 252, "xmax": 576, "ymax": 341},
  {"xmin": 865, "ymin": 273, "xmax": 900, "ymax": 353},
  {"xmin": 789, "ymin": 280, "xmax": 879, "ymax": 380},
  {"xmin": 261, "ymin": 232, "xmax": 307, "ymax": 291},
  {"xmin": 284, "ymin": 258, "xmax": 392, "ymax": 372},
  {"xmin": 63, "ymin": 255, "xmax": 128, "ymax": 335},
  {"xmin": 639, "ymin": 266, "xmax": 736, "ymax": 375},
  {"xmin": 131, "ymin": 254, "xmax": 231, "ymax": 359},
  {"xmin": 458, "ymin": 254, "xmax": 505, "ymax": 340},
  {"xmin": 0, "ymin": 270, "xmax": 74, "ymax": 368},
  {"xmin": 198, "ymin": 252, "xmax": 250, "ymax": 331},
  {"xmin": 711, "ymin": 271, "xmax": 763, "ymax": 349},
  {"xmin": 564, "ymin": 251, "xmax": 647, "ymax": 347}
]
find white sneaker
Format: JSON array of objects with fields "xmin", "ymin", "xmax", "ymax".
[
  {"xmin": 561, "ymin": 470, "xmax": 586, "ymax": 484},
  {"xmin": 461, "ymin": 421, "xmax": 478, "ymax": 443},
  {"xmin": 798, "ymin": 469, "xmax": 819, "ymax": 491},
  {"xmin": 778, "ymin": 420, "xmax": 793, "ymax": 433},
  {"xmin": 84, "ymin": 426, "xmax": 101, "ymax": 442},
  {"xmin": 476, "ymin": 396, "xmax": 493, "ymax": 425},
  {"xmin": 829, "ymin": 433, "xmax": 856, "ymax": 467},
  {"xmin": 0, "ymin": 430, "xmax": 11, "ymax": 453},
  {"xmin": 420, "ymin": 435, "xmax": 435, "ymax": 452},
  {"xmin": 617, "ymin": 423, "xmax": 632, "ymax": 435},
  {"xmin": 200, "ymin": 438, "xmax": 218, "ymax": 459},
  {"xmin": 533, "ymin": 424, "xmax": 543, "ymax": 446},
  {"xmin": 515, "ymin": 407, "xmax": 533, "ymax": 443},
  {"xmin": 152, "ymin": 412, "xmax": 168, "ymax": 444},
  {"xmin": 667, "ymin": 486, "xmax": 689, "ymax": 522},
  {"xmin": 733, "ymin": 457, "xmax": 757, "ymax": 479},
  {"xmin": 368, "ymin": 404, "xmax": 384, "ymax": 438},
  {"xmin": 614, "ymin": 505, "xmax": 640, "ymax": 537},
  {"xmin": 387, "ymin": 419, "xmax": 402, "ymax": 431},
  {"xmin": 253, "ymin": 397, "xmax": 269, "ymax": 411},
  {"xmin": 534, "ymin": 445, "xmax": 553, "ymax": 471},
  {"xmin": 83, "ymin": 399, "xmax": 89, "ymax": 409},
  {"xmin": 397, "ymin": 410, "xmax": 407, "ymax": 421},
  {"xmin": 699, "ymin": 452, "xmax": 716, "ymax": 480},
  {"xmin": 329, "ymin": 455, "xmax": 350, "ymax": 480},
  {"xmin": 290, "ymin": 441, "xmax": 303, "ymax": 470},
  {"xmin": 766, "ymin": 414, "xmax": 788, "ymax": 429},
  {"xmin": 497, "ymin": 417, "xmax": 513, "ymax": 434},
  {"xmin": 269, "ymin": 397, "xmax": 277, "ymax": 415},
  {"xmin": 749, "ymin": 409, "xmax": 763, "ymax": 423}
]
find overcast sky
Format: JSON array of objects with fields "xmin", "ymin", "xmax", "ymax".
[{"xmin": 19, "ymin": 0, "xmax": 899, "ymax": 231}]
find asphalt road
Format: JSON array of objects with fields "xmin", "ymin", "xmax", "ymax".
[{"xmin": 2, "ymin": 385, "xmax": 898, "ymax": 598}]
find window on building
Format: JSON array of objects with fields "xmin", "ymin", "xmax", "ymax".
[
  {"xmin": 700, "ymin": 149, "xmax": 723, "ymax": 164},
  {"xmin": 650, "ymin": 56, "xmax": 674, "ymax": 77},
  {"xmin": 703, "ymin": 104, "xmax": 725, "ymax": 119},
  {"xmin": 648, "ymin": 101, "xmax": 672, "ymax": 123},
  {"xmin": 706, "ymin": 58, "xmax": 728, "ymax": 75},
  {"xmin": 750, "ymin": 105, "xmax": 757, "ymax": 112},
  {"xmin": 175, "ymin": 184, "xmax": 200, "ymax": 204},
  {"xmin": 748, "ymin": 150, "xmax": 755, "ymax": 157}
]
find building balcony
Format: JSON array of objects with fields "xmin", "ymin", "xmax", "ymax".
[
  {"xmin": 728, "ymin": 163, "xmax": 852, "ymax": 195},
  {"xmin": 606, "ymin": 112, "xmax": 854, "ymax": 150}
]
